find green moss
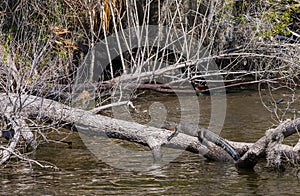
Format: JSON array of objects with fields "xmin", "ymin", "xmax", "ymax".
[{"xmin": 262, "ymin": 0, "xmax": 298, "ymax": 37}]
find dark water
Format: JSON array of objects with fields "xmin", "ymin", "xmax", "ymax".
[{"xmin": 1, "ymin": 91, "xmax": 300, "ymax": 195}]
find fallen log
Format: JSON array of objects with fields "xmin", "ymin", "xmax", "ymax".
[
  {"xmin": 0, "ymin": 93, "xmax": 234, "ymax": 162},
  {"xmin": 0, "ymin": 93, "xmax": 299, "ymax": 169}
]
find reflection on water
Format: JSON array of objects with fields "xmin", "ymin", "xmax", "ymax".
[{"xmin": 1, "ymin": 91, "xmax": 300, "ymax": 195}]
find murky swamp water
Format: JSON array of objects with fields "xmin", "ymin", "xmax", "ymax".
[{"xmin": 1, "ymin": 90, "xmax": 300, "ymax": 195}]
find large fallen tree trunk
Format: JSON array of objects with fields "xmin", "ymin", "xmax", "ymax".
[
  {"xmin": 0, "ymin": 93, "xmax": 299, "ymax": 169},
  {"xmin": 0, "ymin": 93, "xmax": 234, "ymax": 163}
]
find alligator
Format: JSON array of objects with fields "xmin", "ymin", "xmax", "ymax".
[{"xmin": 163, "ymin": 121, "xmax": 240, "ymax": 161}]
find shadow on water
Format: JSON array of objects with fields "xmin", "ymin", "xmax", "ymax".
[{"xmin": 1, "ymin": 91, "xmax": 300, "ymax": 195}]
